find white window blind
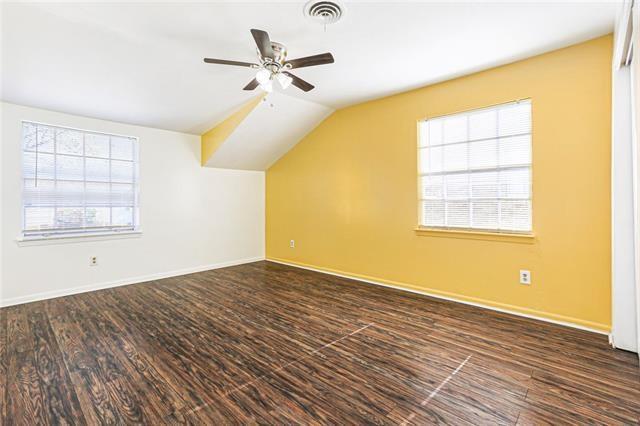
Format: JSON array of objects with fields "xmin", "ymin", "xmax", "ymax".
[
  {"xmin": 418, "ymin": 100, "xmax": 532, "ymax": 233},
  {"xmin": 21, "ymin": 121, "xmax": 139, "ymax": 238}
]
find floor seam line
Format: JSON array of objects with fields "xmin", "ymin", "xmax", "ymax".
[
  {"xmin": 399, "ymin": 354, "xmax": 472, "ymax": 426},
  {"xmin": 185, "ymin": 322, "xmax": 375, "ymax": 416}
]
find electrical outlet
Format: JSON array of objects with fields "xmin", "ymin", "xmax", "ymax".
[
  {"xmin": 90, "ymin": 256, "xmax": 98, "ymax": 266},
  {"xmin": 519, "ymin": 270, "xmax": 531, "ymax": 285},
  {"xmin": 290, "ymin": 239, "xmax": 295, "ymax": 248}
]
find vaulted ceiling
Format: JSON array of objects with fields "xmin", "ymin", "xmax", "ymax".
[{"xmin": 2, "ymin": 1, "xmax": 619, "ymax": 137}]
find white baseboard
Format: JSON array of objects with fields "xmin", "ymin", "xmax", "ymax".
[
  {"xmin": 267, "ymin": 258, "xmax": 610, "ymax": 336},
  {"xmin": 0, "ymin": 256, "xmax": 265, "ymax": 308},
  {"xmin": 2, "ymin": 256, "xmax": 611, "ymax": 339}
]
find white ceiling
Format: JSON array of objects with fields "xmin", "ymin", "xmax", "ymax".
[
  {"xmin": 206, "ymin": 92, "xmax": 332, "ymax": 170},
  {"xmin": 2, "ymin": 1, "xmax": 620, "ymax": 135}
]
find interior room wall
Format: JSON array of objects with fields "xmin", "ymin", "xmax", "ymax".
[
  {"xmin": 1, "ymin": 102, "xmax": 265, "ymax": 306},
  {"xmin": 611, "ymin": 0, "xmax": 638, "ymax": 352},
  {"xmin": 633, "ymin": 3, "xmax": 640, "ymax": 356},
  {"xmin": 266, "ymin": 35, "xmax": 613, "ymax": 333},
  {"xmin": 612, "ymin": 65, "xmax": 637, "ymax": 350}
]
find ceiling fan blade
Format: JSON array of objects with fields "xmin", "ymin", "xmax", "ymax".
[
  {"xmin": 243, "ymin": 78, "xmax": 260, "ymax": 91},
  {"xmin": 204, "ymin": 58, "xmax": 258, "ymax": 68},
  {"xmin": 250, "ymin": 29, "xmax": 274, "ymax": 59},
  {"xmin": 283, "ymin": 72, "xmax": 315, "ymax": 92},
  {"xmin": 284, "ymin": 53, "xmax": 334, "ymax": 70}
]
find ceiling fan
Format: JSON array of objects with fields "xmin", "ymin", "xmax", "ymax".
[{"xmin": 203, "ymin": 29, "xmax": 334, "ymax": 93}]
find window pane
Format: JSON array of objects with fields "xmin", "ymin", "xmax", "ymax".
[
  {"xmin": 25, "ymin": 207, "xmax": 55, "ymax": 230},
  {"xmin": 85, "ymin": 182, "xmax": 110, "ymax": 206},
  {"xmin": 427, "ymin": 119, "xmax": 443, "ymax": 146},
  {"xmin": 499, "ymin": 135, "xmax": 530, "ymax": 166},
  {"xmin": 443, "ymin": 143, "xmax": 467, "ymax": 172},
  {"xmin": 56, "ymin": 154, "xmax": 84, "ymax": 181},
  {"xmin": 23, "ymin": 179, "xmax": 55, "ymax": 206},
  {"xmin": 111, "ymin": 183, "xmax": 135, "ymax": 206},
  {"xmin": 85, "ymin": 158, "xmax": 109, "ymax": 182},
  {"xmin": 498, "ymin": 102, "xmax": 531, "ymax": 136},
  {"xmin": 24, "ymin": 124, "xmax": 54, "ymax": 153},
  {"xmin": 469, "ymin": 139, "xmax": 497, "ymax": 169},
  {"xmin": 56, "ymin": 128, "xmax": 83, "ymax": 155},
  {"xmin": 111, "ymin": 160, "xmax": 133, "ymax": 183},
  {"xmin": 22, "ymin": 122, "xmax": 39, "ymax": 151},
  {"xmin": 470, "ymin": 171, "xmax": 498, "ymax": 199},
  {"xmin": 112, "ymin": 207, "xmax": 134, "ymax": 226},
  {"xmin": 422, "ymin": 200, "xmax": 444, "ymax": 226},
  {"xmin": 111, "ymin": 136, "xmax": 133, "ymax": 160},
  {"xmin": 445, "ymin": 174, "xmax": 468, "ymax": 199},
  {"xmin": 86, "ymin": 158, "xmax": 109, "ymax": 182},
  {"xmin": 23, "ymin": 152, "xmax": 36, "ymax": 178},
  {"xmin": 55, "ymin": 207, "xmax": 84, "ymax": 229},
  {"xmin": 443, "ymin": 115, "xmax": 467, "ymax": 144},
  {"xmin": 420, "ymin": 146, "xmax": 443, "ymax": 174},
  {"xmin": 23, "ymin": 152, "xmax": 55, "ymax": 179},
  {"xmin": 446, "ymin": 201, "xmax": 470, "ymax": 227},
  {"xmin": 469, "ymin": 109, "xmax": 497, "ymax": 140},
  {"xmin": 421, "ymin": 175, "xmax": 443, "ymax": 199},
  {"xmin": 85, "ymin": 207, "xmax": 110, "ymax": 228},
  {"xmin": 472, "ymin": 201, "xmax": 499, "ymax": 229},
  {"xmin": 500, "ymin": 200, "xmax": 531, "ymax": 231},
  {"xmin": 56, "ymin": 181, "xmax": 84, "ymax": 206},
  {"xmin": 499, "ymin": 168, "xmax": 530, "ymax": 199},
  {"xmin": 85, "ymin": 133, "xmax": 110, "ymax": 158}
]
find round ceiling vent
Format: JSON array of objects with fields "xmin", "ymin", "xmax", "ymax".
[{"xmin": 304, "ymin": 1, "xmax": 345, "ymax": 25}]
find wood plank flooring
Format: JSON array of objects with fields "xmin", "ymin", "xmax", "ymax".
[{"xmin": 1, "ymin": 260, "xmax": 639, "ymax": 425}]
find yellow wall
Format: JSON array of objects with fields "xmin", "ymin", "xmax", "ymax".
[
  {"xmin": 201, "ymin": 95, "xmax": 264, "ymax": 166},
  {"xmin": 266, "ymin": 35, "xmax": 613, "ymax": 332}
]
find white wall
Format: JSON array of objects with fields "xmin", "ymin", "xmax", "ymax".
[
  {"xmin": 0, "ymin": 102, "xmax": 265, "ymax": 306},
  {"xmin": 612, "ymin": 66, "xmax": 638, "ymax": 352},
  {"xmin": 611, "ymin": 0, "xmax": 638, "ymax": 353}
]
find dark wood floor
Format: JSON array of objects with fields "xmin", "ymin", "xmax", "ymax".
[{"xmin": 1, "ymin": 261, "xmax": 639, "ymax": 425}]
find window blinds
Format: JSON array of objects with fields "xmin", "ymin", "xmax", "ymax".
[
  {"xmin": 418, "ymin": 100, "xmax": 532, "ymax": 233},
  {"xmin": 21, "ymin": 121, "xmax": 139, "ymax": 237}
]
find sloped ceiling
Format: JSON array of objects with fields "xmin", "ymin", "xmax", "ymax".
[
  {"xmin": 203, "ymin": 92, "xmax": 333, "ymax": 171},
  {"xmin": 1, "ymin": 1, "xmax": 619, "ymax": 135}
]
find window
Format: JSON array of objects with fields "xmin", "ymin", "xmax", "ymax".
[
  {"xmin": 418, "ymin": 100, "xmax": 532, "ymax": 233},
  {"xmin": 21, "ymin": 121, "xmax": 139, "ymax": 238}
]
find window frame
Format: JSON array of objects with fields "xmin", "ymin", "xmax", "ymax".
[
  {"xmin": 416, "ymin": 99, "xmax": 533, "ymax": 236},
  {"xmin": 19, "ymin": 120, "xmax": 141, "ymax": 241}
]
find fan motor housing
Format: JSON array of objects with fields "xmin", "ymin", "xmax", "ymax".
[
  {"xmin": 270, "ymin": 42, "xmax": 287, "ymax": 64},
  {"xmin": 258, "ymin": 42, "xmax": 287, "ymax": 73}
]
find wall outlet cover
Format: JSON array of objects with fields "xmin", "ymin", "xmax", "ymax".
[{"xmin": 520, "ymin": 269, "xmax": 531, "ymax": 285}]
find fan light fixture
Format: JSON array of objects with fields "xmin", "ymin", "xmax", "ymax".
[
  {"xmin": 261, "ymin": 80, "xmax": 273, "ymax": 93},
  {"xmin": 255, "ymin": 69, "xmax": 270, "ymax": 84},
  {"xmin": 255, "ymin": 69, "xmax": 272, "ymax": 92},
  {"xmin": 255, "ymin": 68, "xmax": 294, "ymax": 92},
  {"xmin": 276, "ymin": 73, "xmax": 293, "ymax": 89},
  {"xmin": 203, "ymin": 29, "xmax": 335, "ymax": 93}
]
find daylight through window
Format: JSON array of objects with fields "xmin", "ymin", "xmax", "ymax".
[
  {"xmin": 21, "ymin": 121, "xmax": 139, "ymax": 238},
  {"xmin": 418, "ymin": 100, "xmax": 532, "ymax": 233}
]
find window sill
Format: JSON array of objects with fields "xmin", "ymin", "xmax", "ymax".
[
  {"xmin": 16, "ymin": 230, "xmax": 143, "ymax": 246},
  {"xmin": 414, "ymin": 227, "xmax": 535, "ymax": 244}
]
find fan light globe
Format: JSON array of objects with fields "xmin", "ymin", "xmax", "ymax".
[
  {"xmin": 277, "ymin": 73, "xmax": 293, "ymax": 89},
  {"xmin": 255, "ymin": 69, "xmax": 271, "ymax": 84},
  {"xmin": 260, "ymin": 80, "xmax": 273, "ymax": 93}
]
